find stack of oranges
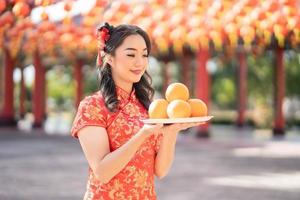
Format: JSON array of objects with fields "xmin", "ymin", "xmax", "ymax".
[{"xmin": 149, "ymin": 83, "xmax": 207, "ymax": 119}]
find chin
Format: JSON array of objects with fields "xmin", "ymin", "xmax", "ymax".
[
  {"xmin": 130, "ymin": 75, "xmax": 143, "ymax": 83},
  {"xmin": 132, "ymin": 77, "xmax": 142, "ymax": 83}
]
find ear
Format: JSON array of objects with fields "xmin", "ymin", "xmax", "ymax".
[{"xmin": 105, "ymin": 55, "xmax": 113, "ymax": 66}]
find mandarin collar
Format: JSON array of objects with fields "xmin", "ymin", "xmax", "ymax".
[{"xmin": 116, "ymin": 85, "xmax": 136, "ymax": 103}]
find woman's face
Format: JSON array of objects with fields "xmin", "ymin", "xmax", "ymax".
[{"xmin": 109, "ymin": 34, "xmax": 149, "ymax": 87}]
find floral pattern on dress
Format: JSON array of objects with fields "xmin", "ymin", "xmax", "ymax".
[{"xmin": 71, "ymin": 86, "xmax": 162, "ymax": 200}]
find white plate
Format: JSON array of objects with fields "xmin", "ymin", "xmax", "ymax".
[{"xmin": 141, "ymin": 116, "xmax": 214, "ymax": 124}]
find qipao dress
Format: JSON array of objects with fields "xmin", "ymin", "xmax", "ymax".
[{"xmin": 71, "ymin": 86, "xmax": 162, "ymax": 200}]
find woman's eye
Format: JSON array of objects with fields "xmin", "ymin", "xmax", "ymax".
[
  {"xmin": 127, "ymin": 54, "xmax": 135, "ymax": 57},
  {"xmin": 143, "ymin": 55, "xmax": 148, "ymax": 57}
]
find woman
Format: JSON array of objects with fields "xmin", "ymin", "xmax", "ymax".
[{"xmin": 71, "ymin": 22, "xmax": 202, "ymax": 200}]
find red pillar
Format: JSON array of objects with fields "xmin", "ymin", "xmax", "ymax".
[
  {"xmin": 20, "ymin": 66, "xmax": 26, "ymax": 118},
  {"xmin": 236, "ymin": 48, "xmax": 247, "ymax": 126},
  {"xmin": 196, "ymin": 48, "xmax": 210, "ymax": 137},
  {"xmin": 32, "ymin": 51, "xmax": 46, "ymax": 128},
  {"xmin": 74, "ymin": 59, "xmax": 83, "ymax": 108},
  {"xmin": 0, "ymin": 48, "xmax": 16, "ymax": 126},
  {"xmin": 273, "ymin": 48, "xmax": 285, "ymax": 136},
  {"xmin": 181, "ymin": 55, "xmax": 191, "ymax": 89}
]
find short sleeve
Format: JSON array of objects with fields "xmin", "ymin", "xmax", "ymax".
[{"xmin": 70, "ymin": 96, "xmax": 107, "ymax": 138}]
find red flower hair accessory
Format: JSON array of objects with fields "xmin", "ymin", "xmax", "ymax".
[{"xmin": 96, "ymin": 23, "xmax": 112, "ymax": 66}]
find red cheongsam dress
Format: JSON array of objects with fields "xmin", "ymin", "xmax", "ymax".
[{"xmin": 71, "ymin": 86, "xmax": 162, "ymax": 200}]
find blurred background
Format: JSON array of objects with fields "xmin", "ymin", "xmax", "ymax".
[{"xmin": 0, "ymin": 0, "xmax": 300, "ymax": 199}]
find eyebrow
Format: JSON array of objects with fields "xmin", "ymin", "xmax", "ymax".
[{"xmin": 124, "ymin": 48, "xmax": 148, "ymax": 51}]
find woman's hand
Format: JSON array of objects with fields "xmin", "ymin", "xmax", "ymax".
[
  {"xmin": 140, "ymin": 122, "xmax": 205, "ymax": 137},
  {"xmin": 140, "ymin": 123, "xmax": 164, "ymax": 136}
]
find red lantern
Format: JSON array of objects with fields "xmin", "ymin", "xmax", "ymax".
[
  {"xmin": 152, "ymin": 9, "xmax": 169, "ymax": 22},
  {"xmin": 148, "ymin": 0, "xmax": 165, "ymax": 4},
  {"xmin": 64, "ymin": 1, "xmax": 72, "ymax": 12},
  {"xmin": 103, "ymin": 9, "xmax": 117, "ymax": 23},
  {"xmin": 268, "ymin": 1, "xmax": 279, "ymax": 12},
  {"xmin": 12, "ymin": 2, "xmax": 30, "ymax": 18},
  {"xmin": 132, "ymin": 4, "xmax": 151, "ymax": 18},
  {"xmin": 38, "ymin": 21, "xmax": 55, "ymax": 33},
  {"xmin": 95, "ymin": 0, "xmax": 108, "ymax": 7},
  {"xmin": 224, "ymin": 22, "xmax": 237, "ymax": 35},
  {"xmin": 0, "ymin": 11, "xmax": 14, "ymax": 27},
  {"xmin": 111, "ymin": 1, "xmax": 129, "ymax": 13},
  {"xmin": 0, "ymin": 0, "xmax": 6, "ymax": 13},
  {"xmin": 169, "ymin": 11, "xmax": 185, "ymax": 28},
  {"xmin": 35, "ymin": 0, "xmax": 53, "ymax": 7},
  {"xmin": 41, "ymin": 11, "xmax": 49, "ymax": 21}
]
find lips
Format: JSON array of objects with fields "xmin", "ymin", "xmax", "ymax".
[{"xmin": 130, "ymin": 70, "xmax": 143, "ymax": 75}]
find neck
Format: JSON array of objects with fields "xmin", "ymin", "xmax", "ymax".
[
  {"xmin": 115, "ymin": 81, "xmax": 133, "ymax": 94},
  {"xmin": 112, "ymin": 72, "xmax": 133, "ymax": 94}
]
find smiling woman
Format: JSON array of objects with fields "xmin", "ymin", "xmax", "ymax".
[{"xmin": 70, "ymin": 22, "xmax": 202, "ymax": 200}]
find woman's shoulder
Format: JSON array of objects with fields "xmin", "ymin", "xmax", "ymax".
[{"xmin": 79, "ymin": 90, "xmax": 105, "ymax": 108}]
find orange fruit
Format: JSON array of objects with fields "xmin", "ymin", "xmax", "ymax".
[
  {"xmin": 167, "ymin": 100, "xmax": 191, "ymax": 118},
  {"xmin": 148, "ymin": 99, "xmax": 169, "ymax": 119},
  {"xmin": 165, "ymin": 83, "xmax": 189, "ymax": 102},
  {"xmin": 188, "ymin": 99, "xmax": 207, "ymax": 117}
]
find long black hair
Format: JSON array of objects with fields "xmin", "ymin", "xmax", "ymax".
[{"xmin": 97, "ymin": 23, "xmax": 154, "ymax": 112}]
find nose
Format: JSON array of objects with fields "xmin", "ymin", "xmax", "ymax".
[{"xmin": 135, "ymin": 55, "xmax": 145, "ymax": 67}]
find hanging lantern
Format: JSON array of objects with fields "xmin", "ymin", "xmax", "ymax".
[
  {"xmin": 122, "ymin": 13, "xmax": 135, "ymax": 24},
  {"xmin": 209, "ymin": 30, "xmax": 223, "ymax": 51},
  {"xmin": 263, "ymin": 30, "xmax": 272, "ymax": 45},
  {"xmin": 64, "ymin": 1, "xmax": 73, "ymax": 12},
  {"xmin": 139, "ymin": 18, "xmax": 154, "ymax": 34},
  {"xmin": 35, "ymin": 0, "xmax": 53, "ymax": 7},
  {"xmin": 167, "ymin": 0, "xmax": 185, "ymax": 9},
  {"xmin": 187, "ymin": 15, "xmax": 203, "ymax": 29},
  {"xmin": 240, "ymin": 26, "xmax": 255, "ymax": 47},
  {"xmin": 152, "ymin": 8, "xmax": 169, "ymax": 22},
  {"xmin": 132, "ymin": 4, "xmax": 151, "ymax": 18},
  {"xmin": 12, "ymin": 2, "xmax": 30, "ymax": 18},
  {"xmin": 186, "ymin": 29, "xmax": 202, "ymax": 51},
  {"xmin": 0, "ymin": 0, "xmax": 6, "ymax": 13},
  {"xmin": 169, "ymin": 10, "xmax": 185, "ymax": 29},
  {"xmin": 111, "ymin": 1, "xmax": 130, "ymax": 13},
  {"xmin": 170, "ymin": 26, "xmax": 186, "ymax": 41},
  {"xmin": 38, "ymin": 21, "xmax": 55, "ymax": 33},
  {"xmin": 82, "ymin": 16, "xmax": 95, "ymax": 27},
  {"xmin": 63, "ymin": 16, "xmax": 72, "ymax": 25},
  {"xmin": 154, "ymin": 37, "xmax": 169, "ymax": 54},
  {"xmin": 95, "ymin": 0, "xmax": 109, "ymax": 7},
  {"xmin": 0, "ymin": 11, "xmax": 14, "ymax": 28},
  {"xmin": 103, "ymin": 8, "xmax": 118, "ymax": 24},
  {"xmin": 274, "ymin": 24, "xmax": 288, "ymax": 47},
  {"xmin": 149, "ymin": 0, "xmax": 166, "ymax": 5},
  {"xmin": 268, "ymin": 1, "xmax": 279, "ymax": 12},
  {"xmin": 41, "ymin": 10, "xmax": 49, "ymax": 21}
]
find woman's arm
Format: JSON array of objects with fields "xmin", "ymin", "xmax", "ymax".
[
  {"xmin": 154, "ymin": 131, "xmax": 178, "ymax": 179},
  {"xmin": 78, "ymin": 124, "xmax": 163, "ymax": 184},
  {"xmin": 154, "ymin": 122, "xmax": 203, "ymax": 179}
]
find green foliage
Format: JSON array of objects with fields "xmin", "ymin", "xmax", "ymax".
[
  {"xmin": 83, "ymin": 66, "xmax": 98, "ymax": 96},
  {"xmin": 47, "ymin": 66, "xmax": 75, "ymax": 108},
  {"xmin": 211, "ymin": 58, "xmax": 237, "ymax": 109},
  {"xmin": 247, "ymin": 51, "xmax": 273, "ymax": 100},
  {"xmin": 285, "ymin": 50, "xmax": 300, "ymax": 97}
]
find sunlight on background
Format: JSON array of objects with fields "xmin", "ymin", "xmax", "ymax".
[
  {"xmin": 206, "ymin": 172, "xmax": 300, "ymax": 191},
  {"xmin": 232, "ymin": 142, "xmax": 300, "ymax": 158},
  {"xmin": 31, "ymin": 0, "xmax": 96, "ymax": 23}
]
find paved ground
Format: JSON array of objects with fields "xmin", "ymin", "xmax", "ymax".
[{"xmin": 0, "ymin": 125, "xmax": 300, "ymax": 200}]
